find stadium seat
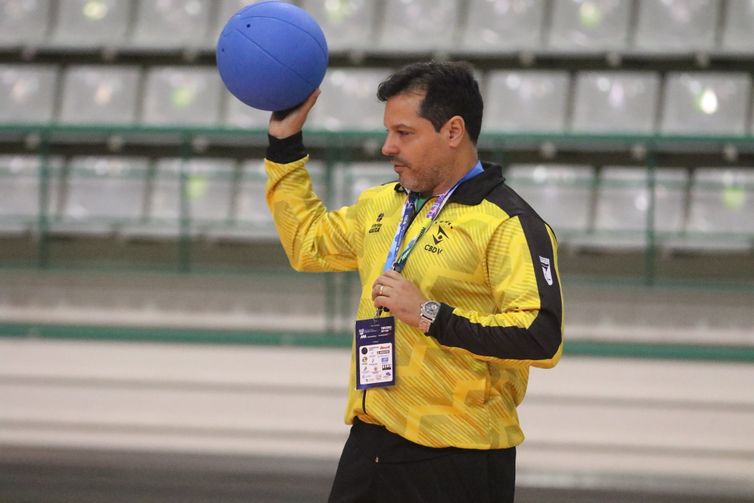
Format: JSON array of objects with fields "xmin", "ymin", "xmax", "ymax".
[
  {"xmin": 0, "ymin": 0, "xmax": 50, "ymax": 48},
  {"xmin": 334, "ymin": 162, "xmax": 395, "ymax": 208},
  {"xmin": 571, "ymin": 71, "xmax": 659, "ymax": 133},
  {"xmin": 0, "ymin": 65, "xmax": 58, "ymax": 124},
  {"xmin": 301, "ymin": 0, "xmax": 377, "ymax": 53},
  {"xmin": 142, "ymin": 67, "xmax": 223, "ymax": 126},
  {"xmin": 505, "ymin": 164, "xmax": 594, "ymax": 240},
  {"xmin": 59, "ymin": 66, "xmax": 140, "ymax": 125},
  {"xmin": 660, "ymin": 72, "xmax": 750, "ymax": 135},
  {"xmin": 53, "ymin": 156, "xmax": 149, "ymax": 234},
  {"xmin": 226, "ymin": 159, "xmax": 327, "ymax": 240},
  {"xmin": 484, "ymin": 71, "xmax": 570, "ymax": 132},
  {"xmin": 211, "ymin": 1, "xmax": 306, "ymax": 50},
  {"xmin": 720, "ymin": 0, "xmax": 754, "ymax": 53},
  {"xmin": 458, "ymin": 0, "xmax": 544, "ymax": 53},
  {"xmin": 210, "ymin": 0, "xmax": 255, "ymax": 49},
  {"xmin": 308, "ymin": 68, "xmax": 388, "ymax": 131},
  {"xmin": 223, "ymin": 95, "xmax": 270, "ymax": 129},
  {"xmin": 589, "ymin": 167, "xmax": 687, "ymax": 249},
  {"xmin": 130, "ymin": 0, "xmax": 212, "ymax": 50},
  {"xmin": 377, "ymin": 0, "xmax": 460, "ymax": 53},
  {"xmin": 682, "ymin": 168, "xmax": 754, "ymax": 251},
  {"xmin": 231, "ymin": 159, "xmax": 272, "ymax": 237},
  {"xmin": 547, "ymin": 0, "xmax": 631, "ymax": 52},
  {"xmin": 633, "ymin": 0, "xmax": 720, "ymax": 53},
  {"xmin": 134, "ymin": 158, "xmax": 236, "ymax": 237},
  {"xmin": 48, "ymin": 0, "xmax": 130, "ymax": 48},
  {"xmin": 0, "ymin": 155, "xmax": 62, "ymax": 234}
]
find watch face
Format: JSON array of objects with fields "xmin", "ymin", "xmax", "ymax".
[{"xmin": 422, "ymin": 301, "xmax": 440, "ymax": 319}]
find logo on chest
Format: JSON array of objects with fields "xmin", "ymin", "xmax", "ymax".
[
  {"xmin": 369, "ymin": 212, "xmax": 385, "ymax": 234},
  {"xmin": 424, "ymin": 220, "xmax": 453, "ymax": 255}
]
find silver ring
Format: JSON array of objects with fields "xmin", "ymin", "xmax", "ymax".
[{"xmin": 379, "ymin": 285, "xmax": 384, "ymax": 296}]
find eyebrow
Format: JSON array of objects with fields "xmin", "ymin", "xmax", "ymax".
[{"xmin": 386, "ymin": 123, "xmax": 415, "ymax": 130}]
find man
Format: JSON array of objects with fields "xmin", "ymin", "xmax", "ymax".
[{"xmin": 264, "ymin": 61, "xmax": 563, "ymax": 502}]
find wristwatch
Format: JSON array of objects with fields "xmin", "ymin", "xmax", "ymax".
[{"xmin": 419, "ymin": 301, "xmax": 441, "ymax": 334}]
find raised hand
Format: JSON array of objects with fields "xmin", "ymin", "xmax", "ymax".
[{"xmin": 268, "ymin": 89, "xmax": 321, "ymax": 139}]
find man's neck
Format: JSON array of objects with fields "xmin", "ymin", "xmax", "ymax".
[{"xmin": 429, "ymin": 153, "xmax": 480, "ymax": 197}]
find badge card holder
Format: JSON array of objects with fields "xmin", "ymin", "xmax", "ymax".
[{"xmin": 354, "ymin": 316, "xmax": 396, "ymax": 390}]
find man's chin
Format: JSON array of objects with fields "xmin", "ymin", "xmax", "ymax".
[
  {"xmin": 398, "ymin": 174, "xmax": 432, "ymax": 195},
  {"xmin": 399, "ymin": 180, "xmax": 418, "ymax": 192}
]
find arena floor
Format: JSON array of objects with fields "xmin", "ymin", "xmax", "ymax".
[{"xmin": 1, "ymin": 448, "xmax": 751, "ymax": 503}]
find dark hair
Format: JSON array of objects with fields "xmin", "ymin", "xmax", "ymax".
[{"xmin": 377, "ymin": 61, "xmax": 483, "ymax": 144}]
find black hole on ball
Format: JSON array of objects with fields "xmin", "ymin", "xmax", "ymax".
[{"xmin": 246, "ymin": 24, "xmax": 250, "ymax": 28}]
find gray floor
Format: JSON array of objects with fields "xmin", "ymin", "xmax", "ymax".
[{"xmin": 1, "ymin": 448, "xmax": 751, "ymax": 503}]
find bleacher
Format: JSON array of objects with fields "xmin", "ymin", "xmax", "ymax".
[
  {"xmin": 0, "ymin": 0, "xmax": 752, "ymax": 358},
  {"xmin": 0, "ymin": 1, "xmax": 753, "ymax": 501},
  {"xmin": 1, "ymin": 0, "xmax": 753, "ymax": 252}
]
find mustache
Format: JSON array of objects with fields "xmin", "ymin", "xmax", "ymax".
[{"xmin": 389, "ymin": 157, "xmax": 410, "ymax": 167}]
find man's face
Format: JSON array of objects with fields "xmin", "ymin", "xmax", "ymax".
[{"xmin": 381, "ymin": 91, "xmax": 450, "ymax": 195}]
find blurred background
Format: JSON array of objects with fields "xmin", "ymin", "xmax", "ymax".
[{"xmin": 0, "ymin": 0, "xmax": 753, "ymax": 501}]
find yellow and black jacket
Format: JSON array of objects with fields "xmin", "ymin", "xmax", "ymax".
[{"xmin": 265, "ymin": 133, "xmax": 563, "ymax": 450}]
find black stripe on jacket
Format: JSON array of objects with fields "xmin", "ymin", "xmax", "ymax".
[{"xmin": 427, "ymin": 183, "xmax": 563, "ymax": 361}]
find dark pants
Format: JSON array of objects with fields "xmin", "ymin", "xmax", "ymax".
[{"xmin": 328, "ymin": 419, "xmax": 516, "ymax": 503}]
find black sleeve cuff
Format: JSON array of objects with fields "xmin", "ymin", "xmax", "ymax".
[
  {"xmin": 426, "ymin": 302, "xmax": 453, "ymax": 340},
  {"xmin": 266, "ymin": 131, "xmax": 307, "ymax": 164}
]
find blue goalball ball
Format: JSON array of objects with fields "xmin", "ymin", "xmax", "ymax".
[{"xmin": 216, "ymin": 1, "xmax": 328, "ymax": 112}]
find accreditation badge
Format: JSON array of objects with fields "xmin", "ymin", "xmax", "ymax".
[{"xmin": 354, "ymin": 316, "xmax": 395, "ymax": 390}]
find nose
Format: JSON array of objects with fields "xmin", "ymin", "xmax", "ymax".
[{"xmin": 382, "ymin": 133, "xmax": 398, "ymax": 157}]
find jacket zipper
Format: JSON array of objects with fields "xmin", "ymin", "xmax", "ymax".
[{"xmin": 362, "ymin": 389, "xmax": 367, "ymax": 414}]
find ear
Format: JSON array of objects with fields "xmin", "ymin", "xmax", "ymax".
[{"xmin": 444, "ymin": 115, "xmax": 466, "ymax": 147}]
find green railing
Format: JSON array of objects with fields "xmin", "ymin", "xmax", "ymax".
[
  {"xmin": 1, "ymin": 321, "xmax": 753, "ymax": 363},
  {"xmin": 2, "ymin": 124, "xmax": 752, "ymax": 277},
  {"xmin": 1, "ymin": 125, "xmax": 753, "ymax": 360}
]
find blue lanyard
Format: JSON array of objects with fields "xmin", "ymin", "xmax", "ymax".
[{"xmin": 383, "ymin": 161, "xmax": 484, "ymax": 273}]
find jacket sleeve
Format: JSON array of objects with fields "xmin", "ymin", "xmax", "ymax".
[
  {"xmin": 264, "ymin": 134, "xmax": 359, "ymax": 273},
  {"xmin": 426, "ymin": 214, "xmax": 564, "ymax": 369}
]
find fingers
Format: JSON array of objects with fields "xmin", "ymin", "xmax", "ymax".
[
  {"xmin": 371, "ymin": 274, "xmax": 426, "ymax": 328},
  {"xmin": 268, "ymin": 88, "xmax": 321, "ymax": 139},
  {"xmin": 372, "ymin": 270, "xmax": 405, "ymax": 294},
  {"xmin": 371, "ymin": 271, "xmax": 406, "ymax": 310},
  {"xmin": 275, "ymin": 89, "xmax": 320, "ymax": 119},
  {"xmin": 371, "ymin": 280, "xmax": 389, "ymax": 302},
  {"xmin": 371, "ymin": 274, "xmax": 397, "ymax": 314},
  {"xmin": 303, "ymin": 88, "xmax": 322, "ymax": 108},
  {"xmin": 382, "ymin": 269, "xmax": 402, "ymax": 281}
]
